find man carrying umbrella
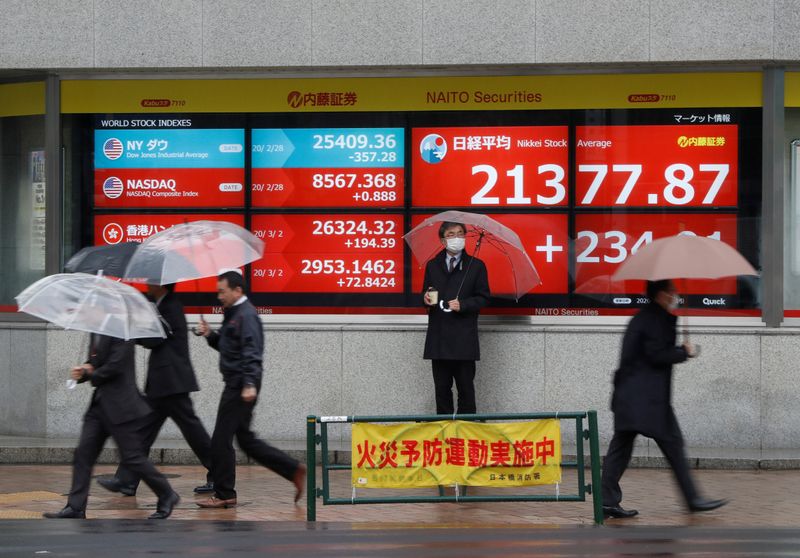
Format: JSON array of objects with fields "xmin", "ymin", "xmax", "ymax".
[
  {"xmin": 194, "ymin": 270, "xmax": 306, "ymax": 508},
  {"xmin": 44, "ymin": 334, "xmax": 180, "ymax": 519},
  {"xmin": 422, "ymin": 221, "xmax": 490, "ymax": 415},
  {"xmin": 601, "ymin": 279, "xmax": 727, "ymax": 519},
  {"xmin": 97, "ymin": 283, "xmax": 215, "ymax": 497}
]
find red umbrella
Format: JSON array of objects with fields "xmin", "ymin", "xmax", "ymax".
[{"xmin": 403, "ymin": 210, "xmax": 541, "ymax": 300}]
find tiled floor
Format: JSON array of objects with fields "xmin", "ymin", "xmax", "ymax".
[{"xmin": 0, "ymin": 463, "xmax": 797, "ymax": 527}]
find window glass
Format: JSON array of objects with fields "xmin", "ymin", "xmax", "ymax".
[{"xmin": 0, "ymin": 82, "xmax": 46, "ymax": 309}]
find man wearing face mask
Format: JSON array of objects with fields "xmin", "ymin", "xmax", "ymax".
[
  {"xmin": 601, "ymin": 279, "xmax": 727, "ymax": 519},
  {"xmin": 422, "ymin": 221, "xmax": 490, "ymax": 415}
]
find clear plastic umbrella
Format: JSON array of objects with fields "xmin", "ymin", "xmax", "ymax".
[
  {"xmin": 611, "ymin": 234, "xmax": 758, "ymax": 281},
  {"xmin": 122, "ymin": 220, "xmax": 265, "ymax": 285},
  {"xmin": 610, "ymin": 234, "xmax": 759, "ymax": 343},
  {"xmin": 15, "ymin": 273, "xmax": 165, "ymax": 340},
  {"xmin": 403, "ymin": 210, "xmax": 541, "ymax": 300}
]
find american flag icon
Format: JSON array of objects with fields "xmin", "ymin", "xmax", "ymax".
[
  {"xmin": 102, "ymin": 176, "xmax": 124, "ymax": 199},
  {"xmin": 103, "ymin": 138, "xmax": 123, "ymax": 160}
]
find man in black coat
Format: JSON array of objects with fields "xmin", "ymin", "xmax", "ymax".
[
  {"xmin": 195, "ymin": 270, "xmax": 306, "ymax": 508},
  {"xmin": 43, "ymin": 335, "xmax": 179, "ymax": 519},
  {"xmin": 423, "ymin": 221, "xmax": 490, "ymax": 415},
  {"xmin": 601, "ymin": 279, "xmax": 727, "ymax": 519},
  {"xmin": 97, "ymin": 283, "xmax": 214, "ymax": 497}
]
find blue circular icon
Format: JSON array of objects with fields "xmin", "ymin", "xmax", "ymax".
[{"xmin": 419, "ymin": 134, "xmax": 447, "ymax": 164}]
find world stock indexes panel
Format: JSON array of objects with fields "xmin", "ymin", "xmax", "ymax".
[
  {"xmin": 89, "ymin": 115, "xmax": 759, "ymax": 314},
  {"xmin": 94, "ymin": 128, "xmax": 245, "ymax": 207}
]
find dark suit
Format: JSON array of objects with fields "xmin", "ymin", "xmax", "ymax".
[
  {"xmin": 423, "ymin": 250, "xmax": 490, "ymax": 415},
  {"xmin": 601, "ymin": 302, "xmax": 698, "ymax": 507},
  {"xmin": 67, "ymin": 335, "xmax": 173, "ymax": 512},
  {"xmin": 206, "ymin": 297, "xmax": 300, "ymax": 501},
  {"xmin": 115, "ymin": 293, "xmax": 213, "ymax": 489}
]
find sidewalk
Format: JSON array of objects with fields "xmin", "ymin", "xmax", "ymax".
[
  {"xmin": 1, "ymin": 464, "xmax": 798, "ymax": 527},
  {"xmin": 3, "ymin": 436, "xmax": 800, "ymax": 469}
]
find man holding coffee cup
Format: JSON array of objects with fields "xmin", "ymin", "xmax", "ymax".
[{"xmin": 422, "ymin": 221, "xmax": 490, "ymax": 415}]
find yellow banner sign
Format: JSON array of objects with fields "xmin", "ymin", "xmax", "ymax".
[
  {"xmin": 61, "ymin": 72, "xmax": 761, "ymax": 114},
  {"xmin": 787, "ymin": 72, "xmax": 800, "ymax": 107},
  {"xmin": 0, "ymin": 82, "xmax": 45, "ymax": 117},
  {"xmin": 352, "ymin": 420, "xmax": 561, "ymax": 488}
]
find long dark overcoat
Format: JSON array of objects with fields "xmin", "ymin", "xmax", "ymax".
[
  {"xmin": 422, "ymin": 250, "xmax": 490, "ymax": 361},
  {"xmin": 139, "ymin": 292, "xmax": 200, "ymax": 398},
  {"xmin": 611, "ymin": 302, "xmax": 689, "ymax": 438}
]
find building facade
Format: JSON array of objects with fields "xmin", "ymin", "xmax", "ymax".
[{"xmin": 1, "ymin": 1, "xmax": 800, "ymax": 456}]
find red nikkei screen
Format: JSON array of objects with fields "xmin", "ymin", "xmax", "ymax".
[{"xmin": 412, "ymin": 126, "xmax": 569, "ymax": 208}]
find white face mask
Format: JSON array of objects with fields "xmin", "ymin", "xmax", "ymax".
[
  {"xmin": 667, "ymin": 294, "xmax": 680, "ymax": 310},
  {"xmin": 445, "ymin": 237, "xmax": 465, "ymax": 253}
]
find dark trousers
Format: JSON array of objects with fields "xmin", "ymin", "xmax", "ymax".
[
  {"xmin": 211, "ymin": 385, "xmax": 300, "ymax": 500},
  {"xmin": 601, "ymin": 412, "xmax": 699, "ymax": 507},
  {"xmin": 116, "ymin": 393, "xmax": 213, "ymax": 489},
  {"xmin": 432, "ymin": 359, "xmax": 476, "ymax": 415},
  {"xmin": 68, "ymin": 402, "xmax": 173, "ymax": 511}
]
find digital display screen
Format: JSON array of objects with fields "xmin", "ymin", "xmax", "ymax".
[
  {"xmin": 573, "ymin": 213, "xmax": 739, "ymax": 299},
  {"xmin": 93, "ymin": 213, "xmax": 245, "ymax": 292},
  {"xmin": 250, "ymin": 214, "xmax": 404, "ymax": 293},
  {"xmin": 252, "ymin": 128, "xmax": 404, "ymax": 208},
  {"xmin": 84, "ymin": 110, "xmax": 760, "ymax": 315},
  {"xmin": 94, "ymin": 129, "xmax": 245, "ymax": 208},
  {"xmin": 412, "ymin": 126, "xmax": 569, "ymax": 208},
  {"xmin": 575, "ymin": 125, "xmax": 738, "ymax": 207}
]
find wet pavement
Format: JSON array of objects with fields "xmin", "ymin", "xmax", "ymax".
[{"xmin": 1, "ymin": 464, "xmax": 800, "ymax": 556}]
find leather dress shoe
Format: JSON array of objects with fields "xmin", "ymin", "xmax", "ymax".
[
  {"xmin": 149, "ymin": 491, "xmax": 180, "ymax": 519},
  {"xmin": 689, "ymin": 498, "xmax": 728, "ymax": 512},
  {"xmin": 43, "ymin": 505, "xmax": 86, "ymax": 519},
  {"xmin": 292, "ymin": 464, "xmax": 307, "ymax": 503},
  {"xmin": 193, "ymin": 481, "xmax": 215, "ymax": 494},
  {"xmin": 602, "ymin": 504, "xmax": 639, "ymax": 518},
  {"xmin": 97, "ymin": 477, "xmax": 136, "ymax": 496},
  {"xmin": 196, "ymin": 496, "xmax": 237, "ymax": 509}
]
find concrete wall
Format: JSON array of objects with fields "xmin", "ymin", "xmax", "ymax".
[
  {"xmin": 0, "ymin": 324, "xmax": 46, "ymax": 436},
  {"xmin": 2, "ymin": 320, "xmax": 795, "ymax": 453},
  {"xmin": 0, "ymin": 0, "xmax": 799, "ymax": 70}
]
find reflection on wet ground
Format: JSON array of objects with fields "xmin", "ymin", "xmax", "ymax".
[
  {"xmin": 3, "ymin": 522, "xmax": 800, "ymax": 557},
  {"xmin": 3, "ymin": 464, "xmax": 800, "ymax": 556}
]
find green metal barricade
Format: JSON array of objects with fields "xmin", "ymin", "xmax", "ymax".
[{"xmin": 305, "ymin": 411, "xmax": 604, "ymax": 524}]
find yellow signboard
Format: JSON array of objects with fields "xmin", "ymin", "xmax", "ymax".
[
  {"xmin": 61, "ymin": 72, "xmax": 761, "ymax": 114},
  {"xmin": 351, "ymin": 419, "xmax": 561, "ymax": 488},
  {"xmin": 786, "ymin": 73, "xmax": 800, "ymax": 107},
  {"xmin": 0, "ymin": 82, "xmax": 45, "ymax": 117}
]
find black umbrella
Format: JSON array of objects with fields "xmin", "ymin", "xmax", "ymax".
[
  {"xmin": 64, "ymin": 242, "xmax": 139, "ymax": 277},
  {"xmin": 65, "ymin": 242, "xmax": 200, "ymax": 286}
]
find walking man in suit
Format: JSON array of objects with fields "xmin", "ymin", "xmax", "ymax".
[
  {"xmin": 423, "ymin": 221, "xmax": 490, "ymax": 415},
  {"xmin": 601, "ymin": 279, "xmax": 727, "ymax": 519},
  {"xmin": 97, "ymin": 283, "xmax": 214, "ymax": 497},
  {"xmin": 195, "ymin": 270, "xmax": 306, "ymax": 508},
  {"xmin": 44, "ymin": 334, "xmax": 179, "ymax": 519}
]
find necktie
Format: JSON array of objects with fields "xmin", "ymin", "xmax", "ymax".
[{"xmin": 449, "ymin": 257, "xmax": 457, "ymax": 272}]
